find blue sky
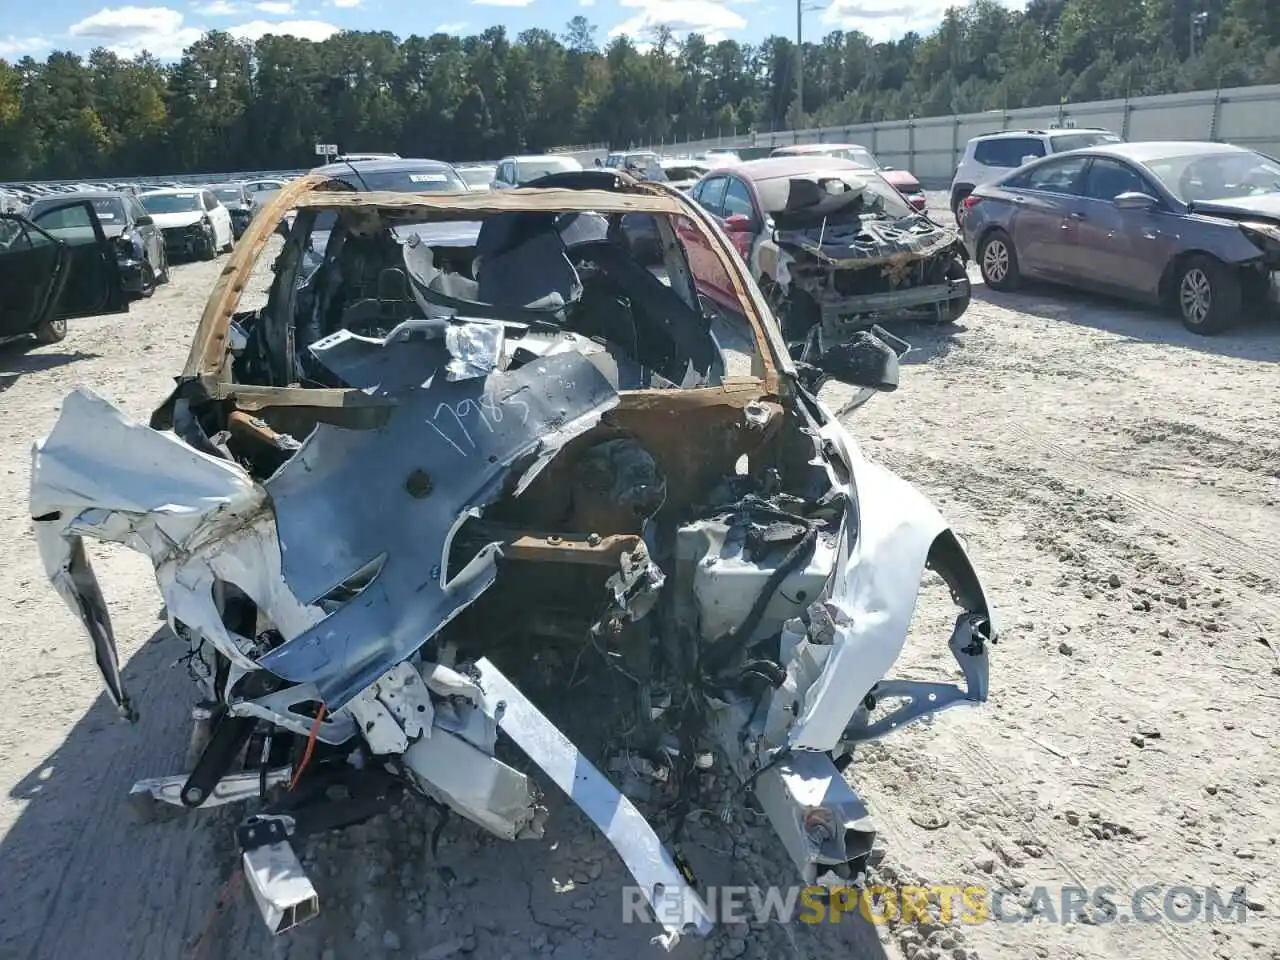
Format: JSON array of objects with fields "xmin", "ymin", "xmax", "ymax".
[{"xmin": 1, "ymin": 0, "xmax": 987, "ymax": 62}]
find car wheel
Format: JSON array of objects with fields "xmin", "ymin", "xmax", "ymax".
[
  {"xmin": 1175, "ymin": 254, "xmax": 1239, "ymax": 335},
  {"xmin": 139, "ymin": 261, "xmax": 156, "ymax": 299},
  {"xmin": 978, "ymin": 230, "xmax": 1020, "ymax": 291},
  {"xmin": 34, "ymin": 316, "xmax": 68, "ymax": 344},
  {"xmin": 933, "ymin": 256, "xmax": 971, "ymax": 323}
]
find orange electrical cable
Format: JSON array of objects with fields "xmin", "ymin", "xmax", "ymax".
[{"xmin": 288, "ymin": 703, "xmax": 326, "ymax": 791}]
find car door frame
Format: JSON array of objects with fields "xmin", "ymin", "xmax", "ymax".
[
  {"xmin": 1071, "ymin": 156, "xmax": 1177, "ymax": 302},
  {"xmin": 679, "ymin": 175, "xmax": 739, "ymax": 310},
  {"xmin": 1003, "ymin": 154, "xmax": 1090, "ymax": 280},
  {"xmin": 718, "ymin": 174, "xmax": 763, "ymax": 262},
  {"xmin": 0, "ymin": 213, "xmax": 66, "ymax": 338},
  {"xmin": 493, "ymin": 160, "xmax": 515, "ymax": 190},
  {"xmin": 28, "ymin": 198, "xmax": 128, "ymax": 320},
  {"xmin": 129, "ymin": 195, "xmax": 162, "ymax": 267}
]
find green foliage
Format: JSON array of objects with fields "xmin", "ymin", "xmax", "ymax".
[{"xmin": 1, "ymin": 1, "xmax": 1277, "ymax": 180}]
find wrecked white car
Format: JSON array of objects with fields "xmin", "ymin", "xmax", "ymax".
[{"xmin": 30, "ymin": 170, "xmax": 998, "ymax": 948}]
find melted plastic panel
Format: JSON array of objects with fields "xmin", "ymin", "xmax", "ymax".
[{"xmin": 258, "ymin": 350, "xmax": 619, "ymax": 708}]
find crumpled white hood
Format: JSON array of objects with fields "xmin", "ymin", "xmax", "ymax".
[{"xmin": 149, "ymin": 210, "xmax": 205, "ymax": 229}]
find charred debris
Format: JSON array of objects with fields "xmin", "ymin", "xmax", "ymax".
[
  {"xmin": 30, "ymin": 174, "xmax": 997, "ymax": 948},
  {"xmin": 758, "ymin": 172, "xmax": 972, "ymax": 342}
]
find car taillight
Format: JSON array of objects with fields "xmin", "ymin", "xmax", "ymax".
[{"xmin": 962, "ymin": 194, "xmax": 983, "ymax": 211}]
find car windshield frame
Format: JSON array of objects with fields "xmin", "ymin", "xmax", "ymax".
[
  {"xmin": 1136, "ymin": 148, "xmax": 1280, "ymax": 204},
  {"xmin": 179, "ymin": 178, "xmax": 793, "ymax": 397},
  {"xmin": 31, "ymin": 196, "xmax": 126, "ymax": 226},
  {"xmin": 457, "ymin": 167, "xmax": 496, "ymax": 188},
  {"xmin": 755, "ymin": 170, "xmax": 915, "ymax": 220},
  {"xmin": 662, "ymin": 166, "xmax": 708, "ymax": 182},
  {"xmin": 356, "ymin": 167, "xmax": 467, "ymax": 193},
  {"xmin": 141, "ymin": 192, "xmax": 203, "ymax": 214},
  {"xmin": 1048, "ymin": 132, "xmax": 1123, "ymax": 153},
  {"xmin": 791, "ymin": 146, "xmax": 877, "ymax": 168},
  {"xmin": 515, "ymin": 159, "xmax": 582, "ymax": 183}
]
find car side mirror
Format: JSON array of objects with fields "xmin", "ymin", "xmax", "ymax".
[
  {"xmin": 1114, "ymin": 191, "xmax": 1158, "ymax": 210},
  {"xmin": 882, "ymin": 164, "xmax": 895, "ymax": 171},
  {"xmin": 722, "ymin": 213, "xmax": 754, "ymax": 233},
  {"xmin": 809, "ymin": 331, "xmax": 900, "ymax": 391},
  {"xmin": 135, "ymin": 214, "xmax": 154, "ymax": 227}
]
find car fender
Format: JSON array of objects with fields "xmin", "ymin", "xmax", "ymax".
[{"xmin": 786, "ymin": 396, "xmax": 999, "ymax": 752}]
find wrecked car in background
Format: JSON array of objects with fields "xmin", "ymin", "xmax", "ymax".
[
  {"xmin": 770, "ymin": 142, "xmax": 929, "ymax": 212},
  {"xmin": 683, "ymin": 156, "xmax": 971, "ymax": 343},
  {"xmin": 30, "ymin": 171, "xmax": 998, "ymax": 947}
]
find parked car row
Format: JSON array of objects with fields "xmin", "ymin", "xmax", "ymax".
[{"xmin": 9, "ymin": 134, "xmax": 1277, "ymax": 351}]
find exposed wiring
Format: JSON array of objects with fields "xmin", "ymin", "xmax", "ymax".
[{"xmin": 288, "ymin": 703, "xmax": 326, "ymax": 791}]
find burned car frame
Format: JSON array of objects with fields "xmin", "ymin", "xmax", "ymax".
[
  {"xmin": 689, "ymin": 158, "xmax": 971, "ymax": 346},
  {"xmin": 30, "ymin": 172, "xmax": 999, "ymax": 948}
]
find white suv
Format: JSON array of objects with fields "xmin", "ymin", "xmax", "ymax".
[{"xmin": 949, "ymin": 128, "xmax": 1122, "ymax": 222}]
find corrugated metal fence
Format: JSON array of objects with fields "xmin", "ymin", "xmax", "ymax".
[{"xmin": 639, "ymin": 83, "xmax": 1280, "ymax": 187}]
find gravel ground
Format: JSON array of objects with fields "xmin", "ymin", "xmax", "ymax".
[{"xmin": 1, "ymin": 216, "xmax": 1278, "ymax": 960}]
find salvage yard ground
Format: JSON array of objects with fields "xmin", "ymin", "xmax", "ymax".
[{"xmin": 1, "ymin": 197, "xmax": 1278, "ymax": 960}]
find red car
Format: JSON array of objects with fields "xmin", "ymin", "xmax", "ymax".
[
  {"xmin": 676, "ymin": 156, "xmax": 969, "ymax": 337},
  {"xmin": 770, "ymin": 143, "xmax": 927, "ymax": 211}
]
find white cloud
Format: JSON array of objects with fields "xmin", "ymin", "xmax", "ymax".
[
  {"xmin": 434, "ymin": 21, "xmax": 469, "ymax": 33},
  {"xmin": 821, "ymin": 0, "xmax": 1009, "ymax": 42},
  {"xmin": 0, "ymin": 35, "xmax": 51, "ymax": 58},
  {"xmin": 471, "ymin": 0, "xmax": 535, "ymax": 6},
  {"xmin": 579, "ymin": 0, "xmax": 595, "ymax": 6},
  {"xmin": 255, "ymin": 0, "xmax": 296, "ymax": 12},
  {"xmin": 328, "ymin": 0, "xmax": 361, "ymax": 6},
  {"xmin": 193, "ymin": 0, "xmax": 241, "ymax": 14},
  {"xmin": 68, "ymin": 6, "xmax": 203, "ymax": 57},
  {"xmin": 609, "ymin": 0, "xmax": 747, "ymax": 42},
  {"xmin": 228, "ymin": 17, "xmax": 339, "ymax": 40}
]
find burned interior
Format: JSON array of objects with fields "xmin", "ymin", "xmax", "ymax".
[
  {"xmin": 30, "ymin": 173, "xmax": 998, "ymax": 949},
  {"xmin": 755, "ymin": 171, "xmax": 971, "ymax": 343}
]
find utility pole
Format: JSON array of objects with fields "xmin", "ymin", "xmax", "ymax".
[
  {"xmin": 795, "ymin": 0, "xmax": 802, "ymax": 126},
  {"xmin": 794, "ymin": 1, "xmax": 826, "ymax": 128},
  {"xmin": 1190, "ymin": 9, "xmax": 1208, "ymax": 59}
]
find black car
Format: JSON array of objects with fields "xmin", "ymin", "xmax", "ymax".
[
  {"xmin": 27, "ymin": 191, "xmax": 168, "ymax": 299},
  {"xmin": 0, "ymin": 198, "xmax": 129, "ymax": 344},
  {"xmin": 207, "ymin": 182, "xmax": 254, "ymax": 239},
  {"xmin": 302, "ymin": 158, "xmax": 473, "ymax": 251}
]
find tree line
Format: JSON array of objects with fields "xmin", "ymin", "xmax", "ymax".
[{"xmin": 1, "ymin": 0, "xmax": 1278, "ymax": 181}]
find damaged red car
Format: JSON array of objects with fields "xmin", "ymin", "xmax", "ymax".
[{"xmin": 681, "ymin": 157, "xmax": 971, "ymax": 345}]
